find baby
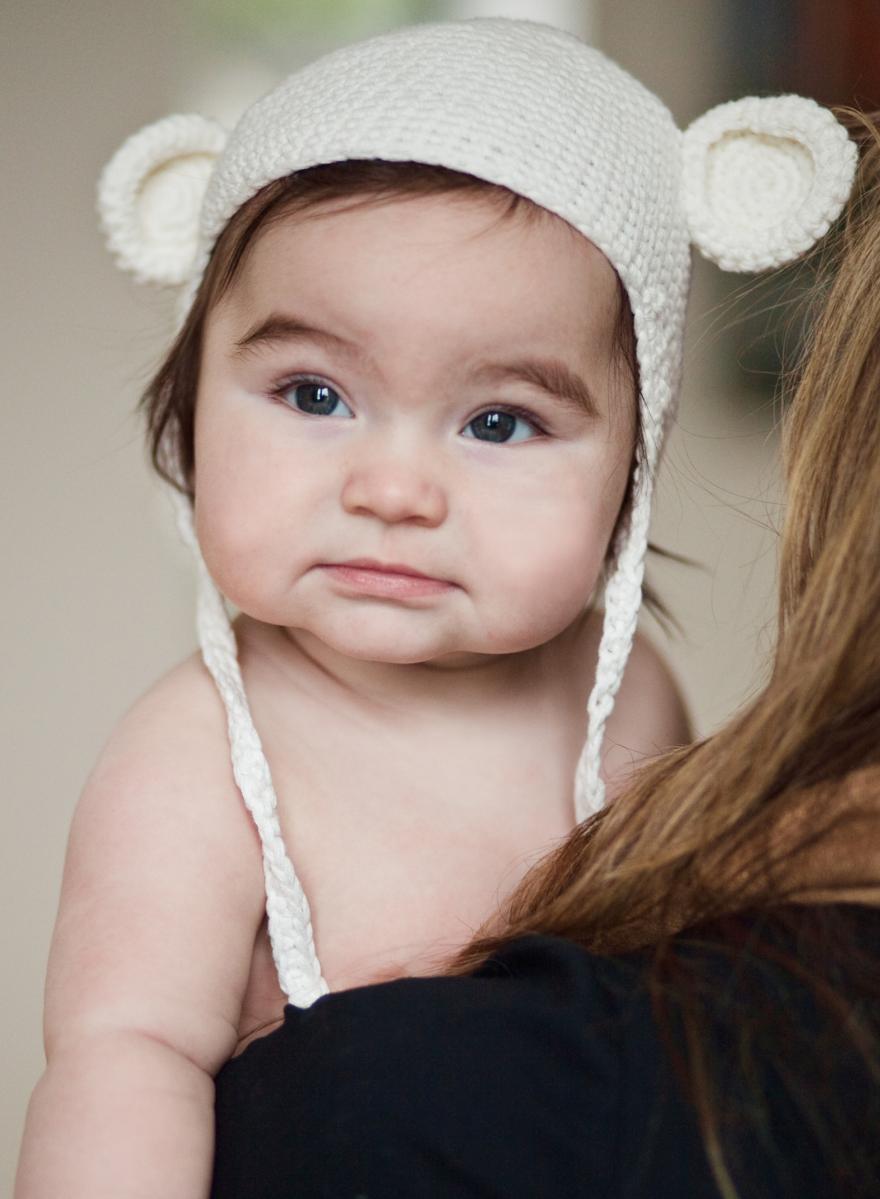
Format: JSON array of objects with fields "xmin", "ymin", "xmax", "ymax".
[{"xmin": 17, "ymin": 17, "xmax": 853, "ymax": 1198}]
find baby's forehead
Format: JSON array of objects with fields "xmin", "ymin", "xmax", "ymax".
[{"xmin": 221, "ymin": 191, "xmax": 620, "ymax": 347}]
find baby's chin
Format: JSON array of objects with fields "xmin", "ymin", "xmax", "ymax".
[
  {"xmin": 308, "ymin": 629, "xmax": 493, "ymax": 668},
  {"xmin": 297, "ymin": 616, "xmax": 566, "ymax": 671}
]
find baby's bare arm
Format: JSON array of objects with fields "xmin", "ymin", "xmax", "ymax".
[
  {"xmin": 16, "ymin": 657, "xmax": 267, "ymax": 1198},
  {"xmin": 16, "ymin": 1031, "xmax": 214, "ymax": 1198}
]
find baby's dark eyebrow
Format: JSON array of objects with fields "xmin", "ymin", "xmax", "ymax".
[
  {"xmin": 470, "ymin": 359, "xmax": 599, "ymax": 419},
  {"xmin": 234, "ymin": 313, "xmax": 372, "ymax": 365},
  {"xmin": 235, "ymin": 312, "xmax": 599, "ymax": 417}
]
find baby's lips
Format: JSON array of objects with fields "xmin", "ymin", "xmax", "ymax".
[{"xmin": 321, "ymin": 558, "xmax": 461, "ymax": 586}]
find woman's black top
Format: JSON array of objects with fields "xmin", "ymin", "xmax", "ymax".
[{"xmin": 211, "ymin": 904, "xmax": 880, "ymax": 1197}]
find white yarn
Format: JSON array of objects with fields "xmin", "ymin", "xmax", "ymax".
[
  {"xmin": 98, "ymin": 18, "xmax": 857, "ymax": 1003},
  {"xmin": 97, "ymin": 114, "xmax": 227, "ymax": 286},
  {"xmin": 171, "ymin": 491, "xmax": 329, "ymax": 1006},
  {"xmin": 682, "ymin": 95, "xmax": 857, "ymax": 273}
]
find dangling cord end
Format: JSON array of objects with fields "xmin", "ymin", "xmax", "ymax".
[{"xmin": 574, "ymin": 762, "xmax": 606, "ymax": 824}]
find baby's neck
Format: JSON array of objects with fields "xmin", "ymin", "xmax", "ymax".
[{"xmin": 234, "ymin": 613, "xmax": 596, "ymax": 732}]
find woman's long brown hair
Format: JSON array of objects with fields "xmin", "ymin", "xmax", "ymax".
[{"xmin": 448, "ymin": 109, "xmax": 880, "ymax": 1196}]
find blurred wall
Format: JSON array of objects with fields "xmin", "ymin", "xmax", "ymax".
[
  {"xmin": 3, "ymin": 1, "xmax": 783, "ymax": 1190},
  {"xmin": 601, "ymin": 0, "xmax": 783, "ymax": 732},
  {"xmin": 3, "ymin": 2, "xmax": 197, "ymax": 1189}
]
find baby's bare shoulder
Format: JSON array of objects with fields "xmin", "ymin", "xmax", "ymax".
[
  {"xmin": 576, "ymin": 612, "xmax": 692, "ymax": 794},
  {"xmin": 45, "ymin": 654, "xmax": 264, "ymax": 1074},
  {"xmin": 81, "ymin": 652, "xmax": 257, "ymax": 846},
  {"xmin": 106, "ymin": 650, "xmax": 231, "ymax": 761},
  {"xmin": 618, "ymin": 628, "xmax": 691, "ymax": 735}
]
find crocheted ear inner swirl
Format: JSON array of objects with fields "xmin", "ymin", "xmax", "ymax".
[{"xmin": 682, "ymin": 95, "xmax": 857, "ymax": 272}]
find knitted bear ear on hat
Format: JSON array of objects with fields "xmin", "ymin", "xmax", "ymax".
[
  {"xmin": 682, "ymin": 95, "xmax": 857, "ymax": 273},
  {"xmin": 97, "ymin": 114, "xmax": 227, "ymax": 286}
]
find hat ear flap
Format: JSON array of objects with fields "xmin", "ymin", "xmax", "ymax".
[
  {"xmin": 97, "ymin": 114, "xmax": 227, "ymax": 286},
  {"xmin": 682, "ymin": 95, "xmax": 857, "ymax": 273}
]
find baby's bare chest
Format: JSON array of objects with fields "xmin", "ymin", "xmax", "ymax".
[
  {"xmin": 230, "ymin": 619, "xmax": 587, "ymax": 1044},
  {"xmin": 233, "ymin": 724, "xmax": 576, "ymax": 1047},
  {"xmin": 282, "ymin": 739, "xmax": 572, "ymax": 973}
]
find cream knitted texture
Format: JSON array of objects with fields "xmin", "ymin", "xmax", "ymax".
[
  {"xmin": 98, "ymin": 113, "xmax": 227, "ymax": 286},
  {"xmin": 682, "ymin": 94, "xmax": 857, "ymax": 272}
]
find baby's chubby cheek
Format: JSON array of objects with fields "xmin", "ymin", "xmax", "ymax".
[
  {"xmin": 477, "ymin": 510, "xmax": 609, "ymax": 651},
  {"xmin": 191, "ymin": 477, "xmax": 283, "ymax": 618}
]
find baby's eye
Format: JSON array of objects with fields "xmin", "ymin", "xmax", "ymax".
[
  {"xmin": 462, "ymin": 407, "xmax": 542, "ymax": 444},
  {"xmin": 277, "ymin": 378, "xmax": 353, "ymax": 418}
]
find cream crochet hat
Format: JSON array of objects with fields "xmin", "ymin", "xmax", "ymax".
[{"xmin": 98, "ymin": 18, "xmax": 856, "ymax": 1006}]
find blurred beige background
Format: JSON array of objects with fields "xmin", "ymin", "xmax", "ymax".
[{"xmin": 2, "ymin": 0, "xmax": 786, "ymax": 1189}]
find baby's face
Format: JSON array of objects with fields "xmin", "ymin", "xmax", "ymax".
[{"xmin": 194, "ymin": 192, "xmax": 634, "ymax": 666}]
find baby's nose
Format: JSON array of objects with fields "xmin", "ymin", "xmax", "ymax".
[{"xmin": 340, "ymin": 444, "xmax": 448, "ymax": 527}]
